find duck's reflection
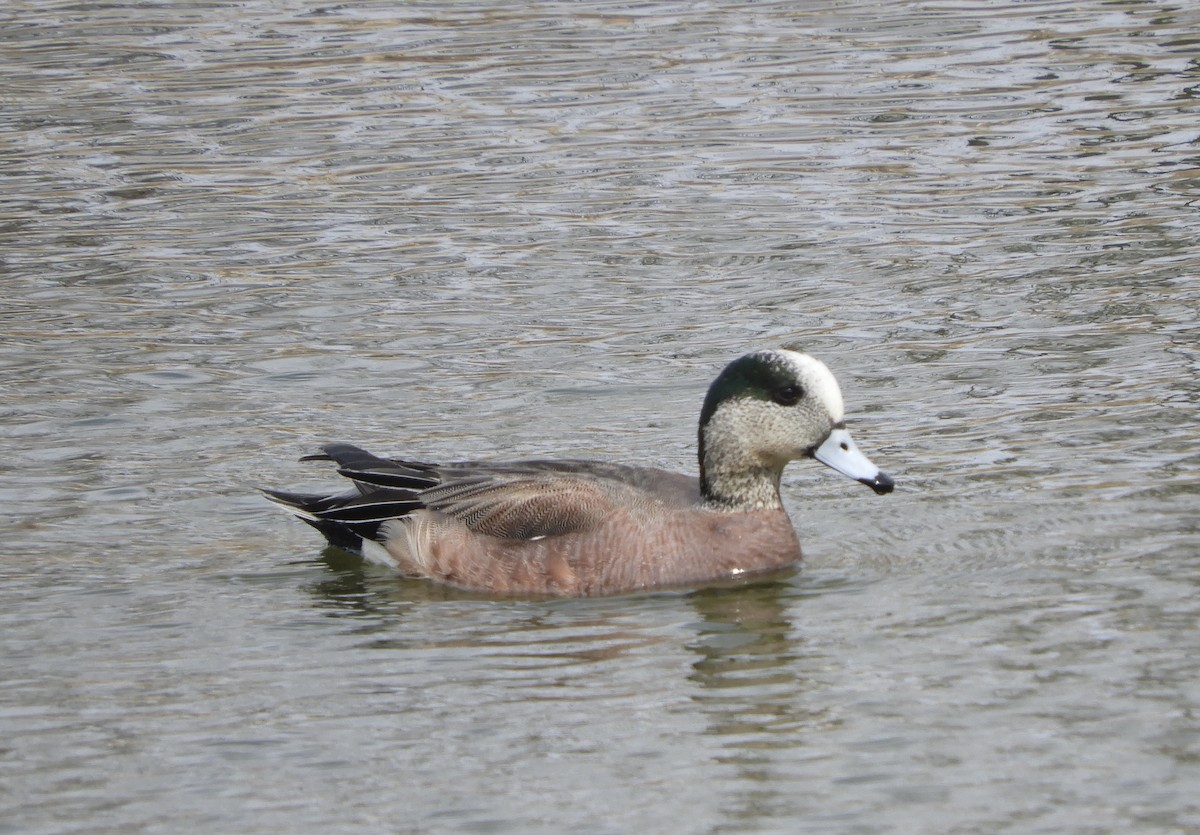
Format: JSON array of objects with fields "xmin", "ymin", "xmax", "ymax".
[
  {"xmin": 684, "ymin": 576, "xmax": 799, "ymax": 712},
  {"xmin": 683, "ymin": 575, "xmax": 837, "ymax": 821},
  {"xmin": 305, "ymin": 546, "xmax": 509, "ymax": 617}
]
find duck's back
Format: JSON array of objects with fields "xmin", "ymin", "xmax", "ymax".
[{"xmin": 419, "ymin": 459, "xmax": 705, "ymax": 538}]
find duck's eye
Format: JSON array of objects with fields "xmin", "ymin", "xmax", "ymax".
[{"xmin": 772, "ymin": 384, "xmax": 804, "ymax": 406}]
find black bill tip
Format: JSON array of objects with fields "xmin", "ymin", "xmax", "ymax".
[{"xmin": 862, "ymin": 471, "xmax": 895, "ymax": 495}]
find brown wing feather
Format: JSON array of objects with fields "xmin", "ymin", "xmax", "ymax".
[
  {"xmin": 415, "ymin": 460, "xmax": 701, "ymax": 540},
  {"xmin": 422, "ymin": 476, "xmax": 625, "ymax": 539}
]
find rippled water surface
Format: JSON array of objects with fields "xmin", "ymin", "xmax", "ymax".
[{"xmin": 2, "ymin": 0, "xmax": 1199, "ymax": 831}]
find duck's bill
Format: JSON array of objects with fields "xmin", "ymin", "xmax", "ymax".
[{"xmin": 812, "ymin": 428, "xmax": 895, "ymax": 495}]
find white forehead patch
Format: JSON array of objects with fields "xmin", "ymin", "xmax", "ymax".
[{"xmin": 774, "ymin": 349, "xmax": 845, "ymax": 421}]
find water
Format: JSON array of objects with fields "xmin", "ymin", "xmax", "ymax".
[{"xmin": 2, "ymin": 0, "xmax": 1198, "ymax": 831}]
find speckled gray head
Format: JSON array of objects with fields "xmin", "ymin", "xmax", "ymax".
[{"xmin": 699, "ymin": 349, "xmax": 894, "ymax": 507}]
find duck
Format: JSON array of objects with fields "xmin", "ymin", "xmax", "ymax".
[{"xmin": 263, "ymin": 349, "xmax": 894, "ymax": 597}]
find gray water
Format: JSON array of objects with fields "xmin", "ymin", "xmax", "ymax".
[{"xmin": 2, "ymin": 0, "xmax": 1199, "ymax": 831}]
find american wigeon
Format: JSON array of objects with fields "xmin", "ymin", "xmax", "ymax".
[{"xmin": 264, "ymin": 349, "xmax": 893, "ymax": 597}]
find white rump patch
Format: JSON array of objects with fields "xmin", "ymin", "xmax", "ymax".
[{"xmin": 361, "ymin": 538, "xmax": 398, "ymax": 568}]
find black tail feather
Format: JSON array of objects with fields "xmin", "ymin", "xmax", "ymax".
[
  {"xmin": 335, "ymin": 467, "xmax": 439, "ymax": 490},
  {"xmin": 307, "ymin": 443, "xmax": 441, "ymax": 491},
  {"xmin": 265, "ymin": 444, "xmax": 446, "ymax": 553},
  {"xmin": 316, "ymin": 497, "xmax": 424, "ymax": 524}
]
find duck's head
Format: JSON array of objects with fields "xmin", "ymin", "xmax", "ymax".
[{"xmin": 698, "ymin": 349, "xmax": 894, "ymax": 508}]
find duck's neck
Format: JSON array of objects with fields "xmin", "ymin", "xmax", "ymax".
[{"xmin": 698, "ymin": 420, "xmax": 786, "ymax": 511}]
